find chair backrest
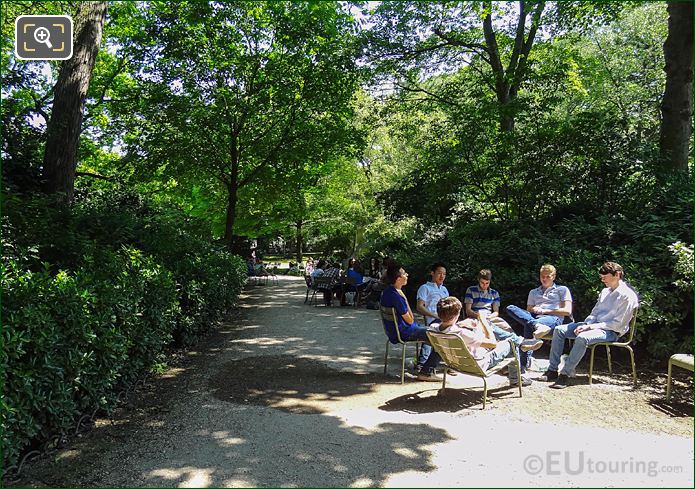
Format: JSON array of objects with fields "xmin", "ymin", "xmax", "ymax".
[
  {"xmin": 380, "ymin": 306, "xmax": 406, "ymax": 343},
  {"xmin": 427, "ymin": 330, "xmax": 486, "ymax": 377},
  {"xmin": 304, "ymin": 275, "xmax": 312, "ymax": 288},
  {"xmin": 622, "ymin": 307, "xmax": 639, "ymax": 343},
  {"xmin": 314, "ymin": 276, "xmax": 334, "ymax": 291}
]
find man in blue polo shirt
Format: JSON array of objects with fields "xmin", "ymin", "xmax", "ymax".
[
  {"xmin": 381, "ymin": 264, "xmax": 442, "ymax": 381},
  {"xmin": 506, "ymin": 264, "xmax": 573, "ymax": 372}
]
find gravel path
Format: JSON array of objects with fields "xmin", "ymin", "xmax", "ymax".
[{"xmin": 13, "ymin": 276, "xmax": 694, "ymax": 487}]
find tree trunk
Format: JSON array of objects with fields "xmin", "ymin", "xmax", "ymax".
[
  {"xmin": 224, "ymin": 180, "xmax": 238, "ymax": 251},
  {"xmin": 42, "ymin": 1, "xmax": 108, "ymax": 202},
  {"xmin": 659, "ymin": 1, "xmax": 693, "ymax": 173},
  {"xmin": 295, "ymin": 220, "xmax": 303, "ymax": 263}
]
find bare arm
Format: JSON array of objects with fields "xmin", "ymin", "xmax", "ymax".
[
  {"xmin": 533, "ymin": 300, "xmax": 572, "ymax": 317},
  {"xmin": 464, "ymin": 303, "xmax": 478, "ymax": 319},
  {"xmin": 417, "ymin": 299, "xmax": 437, "ymax": 321}
]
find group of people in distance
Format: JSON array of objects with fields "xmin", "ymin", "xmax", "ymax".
[
  {"xmin": 380, "ymin": 260, "xmax": 639, "ymax": 389},
  {"xmin": 306, "ymin": 257, "xmax": 384, "ymax": 306}
]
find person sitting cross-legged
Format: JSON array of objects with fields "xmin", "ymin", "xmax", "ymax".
[
  {"xmin": 539, "ymin": 261, "xmax": 639, "ymax": 389},
  {"xmin": 380, "ymin": 264, "xmax": 442, "ymax": 381},
  {"xmin": 432, "ymin": 297, "xmax": 544, "ymax": 387}
]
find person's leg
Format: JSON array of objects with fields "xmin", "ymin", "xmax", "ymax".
[
  {"xmin": 402, "ymin": 326, "xmax": 440, "ymax": 374},
  {"xmin": 486, "ymin": 339, "xmax": 512, "ymax": 370},
  {"xmin": 492, "ymin": 325, "xmax": 522, "ymax": 347},
  {"xmin": 490, "ymin": 316, "xmax": 513, "ymax": 332},
  {"xmin": 560, "ymin": 329, "xmax": 618, "ymax": 377},
  {"xmin": 547, "ymin": 323, "xmax": 580, "ymax": 372},
  {"xmin": 418, "ymin": 343, "xmax": 433, "ymax": 368},
  {"xmin": 506, "ymin": 305, "xmax": 537, "ymax": 328}
]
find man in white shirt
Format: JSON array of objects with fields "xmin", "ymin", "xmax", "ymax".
[
  {"xmin": 416, "ymin": 263, "xmax": 449, "ymax": 326},
  {"xmin": 415, "ymin": 263, "xmax": 449, "ymax": 373},
  {"xmin": 540, "ymin": 262, "xmax": 639, "ymax": 389}
]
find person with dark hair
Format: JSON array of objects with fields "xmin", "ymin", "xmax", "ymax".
[
  {"xmin": 310, "ymin": 260, "xmax": 326, "ymax": 284},
  {"xmin": 540, "ymin": 261, "xmax": 638, "ymax": 389},
  {"xmin": 432, "ymin": 297, "xmax": 542, "ymax": 386},
  {"xmin": 415, "ymin": 262, "xmax": 449, "ymax": 374},
  {"xmin": 464, "ymin": 269, "xmax": 513, "ymax": 332},
  {"xmin": 416, "ymin": 262, "xmax": 449, "ymax": 325},
  {"xmin": 380, "ymin": 264, "xmax": 442, "ymax": 381}
]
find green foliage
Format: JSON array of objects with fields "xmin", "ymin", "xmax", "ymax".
[
  {"xmin": 1, "ymin": 188, "xmax": 246, "ymax": 468},
  {"xmin": 392, "ymin": 176, "xmax": 694, "ymax": 362},
  {"xmin": 2, "ymin": 243, "xmax": 178, "ymax": 468}
]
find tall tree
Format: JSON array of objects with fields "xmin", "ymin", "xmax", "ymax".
[
  {"xmin": 41, "ymin": 1, "xmax": 108, "ymax": 202},
  {"xmin": 362, "ymin": 1, "xmax": 624, "ymax": 132},
  {"xmin": 112, "ymin": 1, "xmax": 359, "ymax": 249},
  {"xmin": 659, "ymin": 1, "xmax": 693, "ymax": 173}
]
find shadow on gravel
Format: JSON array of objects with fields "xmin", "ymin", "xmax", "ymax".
[
  {"xmin": 379, "ymin": 386, "xmax": 520, "ymax": 413},
  {"xmin": 210, "ymin": 355, "xmax": 382, "ymax": 414}
]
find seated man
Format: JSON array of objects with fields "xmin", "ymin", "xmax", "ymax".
[
  {"xmin": 322, "ymin": 262, "xmax": 342, "ymax": 306},
  {"xmin": 540, "ymin": 261, "xmax": 638, "ymax": 388},
  {"xmin": 380, "ymin": 264, "xmax": 442, "ymax": 381},
  {"xmin": 415, "ymin": 262, "xmax": 450, "ymax": 373},
  {"xmin": 464, "ymin": 268, "xmax": 514, "ymax": 332},
  {"xmin": 506, "ymin": 264, "xmax": 573, "ymax": 372},
  {"xmin": 432, "ymin": 297, "xmax": 543, "ymax": 386}
]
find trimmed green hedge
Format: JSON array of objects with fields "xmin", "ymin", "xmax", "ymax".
[{"xmin": 1, "ymin": 190, "xmax": 247, "ymax": 469}]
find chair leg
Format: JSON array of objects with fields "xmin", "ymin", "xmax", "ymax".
[
  {"xmin": 627, "ymin": 346, "xmax": 636, "ymax": 387},
  {"xmin": 482, "ymin": 378, "xmax": 488, "ymax": 409},
  {"xmin": 589, "ymin": 345, "xmax": 596, "ymax": 385},
  {"xmin": 606, "ymin": 345, "xmax": 613, "ymax": 374},
  {"xmin": 666, "ymin": 358, "xmax": 673, "ymax": 401},
  {"xmin": 516, "ymin": 361, "xmax": 522, "ymax": 398},
  {"xmin": 440, "ymin": 369, "xmax": 447, "ymax": 396},
  {"xmin": 384, "ymin": 341, "xmax": 389, "ymax": 375},
  {"xmin": 305, "ymin": 288, "xmax": 310, "ymax": 304},
  {"xmin": 400, "ymin": 344, "xmax": 407, "ymax": 384}
]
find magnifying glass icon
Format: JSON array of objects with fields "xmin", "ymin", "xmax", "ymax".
[{"xmin": 33, "ymin": 27, "xmax": 53, "ymax": 49}]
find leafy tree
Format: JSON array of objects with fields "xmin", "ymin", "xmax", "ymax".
[
  {"xmin": 361, "ymin": 0, "xmax": 624, "ymax": 132},
  {"xmin": 109, "ymin": 1, "xmax": 360, "ymax": 249}
]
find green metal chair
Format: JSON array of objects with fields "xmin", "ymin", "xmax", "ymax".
[
  {"xmin": 380, "ymin": 306, "xmax": 422, "ymax": 384},
  {"xmin": 588, "ymin": 308, "xmax": 639, "ymax": 386},
  {"xmin": 426, "ymin": 331, "xmax": 522, "ymax": 409},
  {"xmin": 666, "ymin": 354, "xmax": 694, "ymax": 401}
]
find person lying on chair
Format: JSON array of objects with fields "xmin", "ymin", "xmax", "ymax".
[{"xmin": 432, "ymin": 297, "xmax": 543, "ymax": 387}]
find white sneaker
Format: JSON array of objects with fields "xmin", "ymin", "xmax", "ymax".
[
  {"xmin": 533, "ymin": 324, "xmax": 552, "ymax": 339},
  {"xmin": 520, "ymin": 338, "xmax": 544, "ymax": 352}
]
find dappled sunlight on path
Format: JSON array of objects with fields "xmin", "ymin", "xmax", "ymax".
[{"xmin": 12, "ymin": 275, "xmax": 694, "ymax": 488}]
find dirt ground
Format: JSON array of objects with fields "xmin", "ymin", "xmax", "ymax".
[{"xmin": 8, "ymin": 276, "xmax": 694, "ymax": 487}]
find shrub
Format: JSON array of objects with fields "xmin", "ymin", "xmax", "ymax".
[{"xmin": 1, "ymin": 245, "xmax": 178, "ymax": 468}]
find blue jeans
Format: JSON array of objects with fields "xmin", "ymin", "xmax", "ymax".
[
  {"xmin": 506, "ymin": 304, "xmax": 562, "ymax": 371},
  {"xmin": 490, "ymin": 327, "xmax": 524, "ymax": 380},
  {"xmin": 401, "ymin": 326, "xmax": 441, "ymax": 374},
  {"xmin": 548, "ymin": 322, "xmax": 619, "ymax": 376}
]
